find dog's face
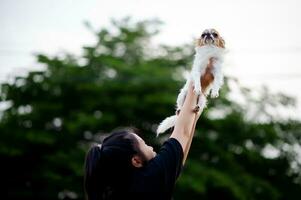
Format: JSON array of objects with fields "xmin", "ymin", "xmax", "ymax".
[{"xmin": 197, "ymin": 29, "xmax": 225, "ymax": 48}]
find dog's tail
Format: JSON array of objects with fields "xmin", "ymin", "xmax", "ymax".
[{"xmin": 156, "ymin": 115, "xmax": 177, "ymax": 136}]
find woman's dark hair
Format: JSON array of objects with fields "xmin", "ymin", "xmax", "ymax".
[{"xmin": 84, "ymin": 128, "xmax": 140, "ymax": 200}]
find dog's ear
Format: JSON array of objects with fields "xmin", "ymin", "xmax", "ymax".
[
  {"xmin": 196, "ymin": 38, "xmax": 204, "ymax": 47},
  {"xmin": 195, "ymin": 38, "xmax": 200, "ymax": 46},
  {"xmin": 218, "ymin": 37, "xmax": 225, "ymax": 48}
]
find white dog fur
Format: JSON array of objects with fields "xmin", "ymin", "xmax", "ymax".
[{"xmin": 156, "ymin": 45, "xmax": 226, "ymax": 135}]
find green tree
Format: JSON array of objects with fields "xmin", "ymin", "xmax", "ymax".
[{"xmin": 0, "ymin": 18, "xmax": 300, "ymax": 200}]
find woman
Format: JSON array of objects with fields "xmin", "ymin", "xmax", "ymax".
[{"xmin": 84, "ymin": 64, "xmax": 214, "ymax": 200}]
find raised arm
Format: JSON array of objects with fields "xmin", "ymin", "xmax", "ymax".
[
  {"xmin": 170, "ymin": 81, "xmax": 201, "ymax": 165},
  {"xmin": 170, "ymin": 59, "xmax": 214, "ymax": 165}
]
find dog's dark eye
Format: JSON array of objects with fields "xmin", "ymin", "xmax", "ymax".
[
  {"xmin": 212, "ymin": 33, "xmax": 218, "ymax": 38},
  {"xmin": 201, "ymin": 33, "xmax": 206, "ymax": 38}
]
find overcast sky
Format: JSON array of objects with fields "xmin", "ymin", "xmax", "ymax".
[{"xmin": 0, "ymin": 0, "xmax": 300, "ymax": 118}]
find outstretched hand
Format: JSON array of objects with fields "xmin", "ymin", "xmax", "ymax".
[{"xmin": 201, "ymin": 58, "xmax": 214, "ymax": 94}]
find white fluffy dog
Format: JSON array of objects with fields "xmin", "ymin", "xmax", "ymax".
[{"xmin": 157, "ymin": 29, "xmax": 226, "ymax": 135}]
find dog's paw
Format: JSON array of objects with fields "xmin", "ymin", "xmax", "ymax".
[{"xmin": 210, "ymin": 90, "xmax": 219, "ymax": 98}]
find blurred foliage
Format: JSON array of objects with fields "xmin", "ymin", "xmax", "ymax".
[{"xmin": 0, "ymin": 17, "xmax": 301, "ymax": 200}]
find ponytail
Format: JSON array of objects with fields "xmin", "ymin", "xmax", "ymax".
[
  {"xmin": 84, "ymin": 129, "xmax": 140, "ymax": 200},
  {"xmin": 84, "ymin": 145, "xmax": 104, "ymax": 200}
]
